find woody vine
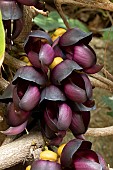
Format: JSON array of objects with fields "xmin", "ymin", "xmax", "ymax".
[{"xmin": 0, "ymin": 0, "xmax": 113, "ymax": 170}]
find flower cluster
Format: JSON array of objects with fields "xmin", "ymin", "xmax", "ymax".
[
  {"xmin": 0, "ymin": 28, "xmax": 107, "ymax": 169},
  {"xmin": 0, "ymin": 0, "xmax": 44, "ymax": 42},
  {"xmin": 0, "ymin": 28, "xmax": 102, "ymax": 143},
  {"xmin": 31, "ymin": 139, "xmax": 108, "ymax": 170}
]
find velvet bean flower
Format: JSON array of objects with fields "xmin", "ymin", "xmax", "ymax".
[
  {"xmin": 58, "ymin": 28, "xmax": 103, "ymax": 74},
  {"xmin": 61, "ymin": 139, "xmax": 108, "ymax": 170}
]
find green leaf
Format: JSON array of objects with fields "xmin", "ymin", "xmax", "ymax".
[
  {"xmin": 100, "ymin": 26, "xmax": 113, "ymax": 40},
  {"xmin": 0, "ymin": 10, "xmax": 5, "ymax": 66},
  {"xmin": 102, "ymin": 96, "xmax": 113, "ymax": 110},
  {"xmin": 107, "ymin": 112, "xmax": 113, "ymax": 117},
  {"xmin": 33, "ymin": 11, "xmax": 89, "ymax": 32}
]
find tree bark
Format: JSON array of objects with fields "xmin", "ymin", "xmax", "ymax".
[{"xmin": 0, "ymin": 131, "xmax": 44, "ymax": 170}]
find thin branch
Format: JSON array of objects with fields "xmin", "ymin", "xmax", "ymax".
[
  {"xmin": 89, "ymin": 76, "xmax": 113, "ymax": 92},
  {"xmin": 4, "ymin": 52, "xmax": 26, "ymax": 70},
  {"xmin": 0, "ymin": 131, "xmax": 44, "ymax": 170},
  {"xmin": 86, "ymin": 126, "xmax": 113, "ymax": 137},
  {"xmin": 54, "ymin": 0, "xmax": 113, "ymax": 29}
]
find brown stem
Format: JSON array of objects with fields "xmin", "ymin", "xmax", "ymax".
[
  {"xmin": 90, "ymin": 73, "xmax": 113, "ymax": 89},
  {"xmin": 86, "ymin": 126, "xmax": 113, "ymax": 137},
  {"xmin": 89, "ymin": 76, "xmax": 113, "ymax": 92},
  {"xmin": 0, "ymin": 131, "xmax": 44, "ymax": 170},
  {"xmin": 0, "ymin": 77, "xmax": 9, "ymax": 93},
  {"xmin": 4, "ymin": 52, "xmax": 26, "ymax": 70}
]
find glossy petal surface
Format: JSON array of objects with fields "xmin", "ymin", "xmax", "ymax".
[
  {"xmin": 51, "ymin": 59, "xmax": 82, "ymax": 85},
  {"xmin": 73, "ymin": 44, "xmax": 96, "ymax": 68},
  {"xmin": 19, "ymin": 84, "xmax": 40, "ymax": 111},
  {"xmin": 57, "ymin": 103, "xmax": 72, "ymax": 130},
  {"xmin": 40, "ymin": 85, "xmax": 66, "ymax": 102},
  {"xmin": 61, "ymin": 139, "xmax": 92, "ymax": 168},
  {"xmin": 59, "ymin": 28, "xmax": 92, "ymax": 46},
  {"xmin": 1, "ymin": 121, "xmax": 27, "ymax": 135},
  {"xmin": 31, "ymin": 160, "xmax": 62, "ymax": 170},
  {"xmin": 27, "ymin": 51, "xmax": 41, "ymax": 68},
  {"xmin": 7, "ymin": 102, "xmax": 30, "ymax": 126},
  {"xmin": 0, "ymin": 1, "xmax": 22, "ymax": 20},
  {"xmin": 12, "ymin": 66, "xmax": 47, "ymax": 85},
  {"xmin": 39, "ymin": 44, "xmax": 54, "ymax": 65},
  {"xmin": 64, "ymin": 81, "xmax": 87, "ymax": 103}
]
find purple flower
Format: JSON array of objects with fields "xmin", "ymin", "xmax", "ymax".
[
  {"xmin": 24, "ymin": 30, "xmax": 54, "ymax": 70},
  {"xmin": 61, "ymin": 139, "xmax": 108, "ymax": 170},
  {"xmin": 58, "ymin": 28, "xmax": 103, "ymax": 74}
]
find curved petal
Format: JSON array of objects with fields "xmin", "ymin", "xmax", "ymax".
[
  {"xmin": 27, "ymin": 51, "xmax": 41, "ymax": 68},
  {"xmin": 44, "ymin": 107, "xmax": 58, "ymax": 132},
  {"xmin": 84, "ymin": 64, "xmax": 103, "ymax": 74},
  {"xmin": 70, "ymin": 112, "xmax": 90, "ymax": 137},
  {"xmin": 51, "ymin": 59, "xmax": 82, "ymax": 85},
  {"xmin": 40, "ymin": 85, "xmax": 66, "ymax": 102},
  {"xmin": 73, "ymin": 44, "xmax": 96, "ymax": 68},
  {"xmin": 70, "ymin": 101, "xmax": 96, "ymax": 112},
  {"xmin": 31, "ymin": 160, "xmax": 62, "ymax": 170},
  {"xmin": 61, "ymin": 139, "xmax": 92, "ymax": 168},
  {"xmin": 7, "ymin": 102, "xmax": 30, "ymax": 127},
  {"xmin": 39, "ymin": 44, "xmax": 54, "ymax": 65},
  {"xmin": 12, "ymin": 66, "xmax": 47, "ymax": 86},
  {"xmin": 74, "ymin": 157, "xmax": 102, "ymax": 170},
  {"xmin": 57, "ymin": 103, "xmax": 72, "ymax": 130},
  {"xmin": 1, "ymin": 121, "xmax": 27, "ymax": 135},
  {"xmin": 59, "ymin": 28, "xmax": 92, "ymax": 46},
  {"xmin": 0, "ymin": 1, "xmax": 22, "ymax": 20},
  {"xmin": 24, "ymin": 30, "xmax": 53, "ymax": 52},
  {"xmin": 81, "ymin": 74, "xmax": 92, "ymax": 99},
  {"xmin": 19, "ymin": 84, "xmax": 40, "ymax": 111},
  {"xmin": 97, "ymin": 153, "xmax": 108, "ymax": 170},
  {"xmin": 64, "ymin": 81, "xmax": 87, "ymax": 103}
]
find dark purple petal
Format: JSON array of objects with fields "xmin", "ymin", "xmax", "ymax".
[
  {"xmin": 7, "ymin": 102, "xmax": 30, "ymax": 127},
  {"xmin": 49, "ymin": 130, "xmax": 66, "ymax": 146},
  {"xmin": 31, "ymin": 160, "xmax": 62, "ymax": 170},
  {"xmin": 24, "ymin": 30, "xmax": 53, "ymax": 52},
  {"xmin": 64, "ymin": 81, "xmax": 87, "ymax": 103},
  {"xmin": 57, "ymin": 103, "xmax": 72, "ymax": 130},
  {"xmin": 1, "ymin": 121, "xmax": 27, "ymax": 135},
  {"xmin": 73, "ymin": 44, "xmax": 96, "ymax": 68},
  {"xmin": 0, "ymin": 83, "xmax": 14, "ymax": 103},
  {"xmin": 74, "ymin": 157, "xmax": 102, "ymax": 170},
  {"xmin": 19, "ymin": 84, "xmax": 40, "ymax": 111},
  {"xmin": 70, "ymin": 111, "xmax": 90, "ymax": 136},
  {"xmin": 40, "ymin": 85, "xmax": 66, "ymax": 102},
  {"xmin": 97, "ymin": 153, "xmax": 108, "ymax": 170},
  {"xmin": 51, "ymin": 59, "xmax": 82, "ymax": 85},
  {"xmin": 44, "ymin": 107, "xmax": 58, "ymax": 132},
  {"xmin": 59, "ymin": 28, "xmax": 92, "ymax": 46},
  {"xmin": 12, "ymin": 66, "xmax": 47, "ymax": 85},
  {"xmin": 70, "ymin": 101, "xmax": 96, "ymax": 112},
  {"xmin": 28, "ymin": 51, "xmax": 41, "ymax": 68},
  {"xmin": 81, "ymin": 74, "xmax": 92, "ymax": 99},
  {"xmin": 84, "ymin": 64, "xmax": 103, "ymax": 74},
  {"xmin": 0, "ymin": 1, "xmax": 22, "ymax": 20},
  {"xmin": 39, "ymin": 44, "xmax": 54, "ymax": 65},
  {"xmin": 61, "ymin": 139, "xmax": 92, "ymax": 168}
]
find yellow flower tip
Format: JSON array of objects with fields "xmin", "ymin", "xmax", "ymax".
[
  {"xmin": 57, "ymin": 157, "xmax": 61, "ymax": 164},
  {"xmin": 57, "ymin": 143, "xmax": 66, "ymax": 157},
  {"xmin": 25, "ymin": 165, "xmax": 31, "ymax": 170},
  {"xmin": 39, "ymin": 150, "xmax": 57, "ymax": 162},
  {"xmin": 51, "ymin": 28, "xmax": 66, "ymax": 41},
  {"xmin": 49, "ymin": 57, "xmax": 63, "ymax": 69},
  {"xmin": 26, "ymin": 62, "xmax": 32, "ymax": 66}
]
